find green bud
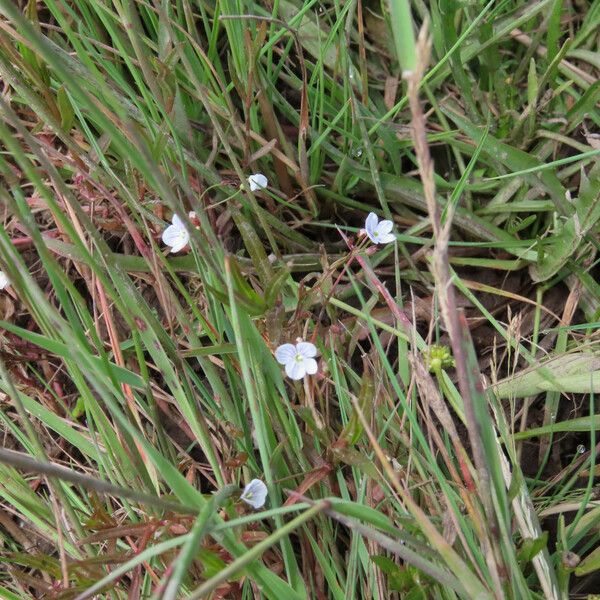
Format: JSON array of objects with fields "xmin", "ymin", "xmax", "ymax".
[{"xmin": 426, "ymin": 345, "xmax": 454, "ymax": 373}]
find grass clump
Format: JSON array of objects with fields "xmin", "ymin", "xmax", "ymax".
[{"xmin": 0, "ymin": 0, "xmax": 599, "ymax": 598}]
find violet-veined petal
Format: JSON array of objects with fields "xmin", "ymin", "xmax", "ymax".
[
  {"xmin": 170, "ymin": 235, "xmax": 189, "ymax": 253},
  {"xmin": 285, "ymin": 360, "xmax": 306, "ymax": 380},
  {"xmin": 377, "ymin": 220, "xmax": 394, "ymax": 235},
  {"xmin": 172, "ymin": 214, "xmax": 186, "ymax": 229},
  {"xmin": 240, "ymin": 479, "xmax": 268, "ymax": 509},
  {"xmin": 162, "ymin": 225, "xmax": 189, "ymax": 253},
  {"xmin": 378, "ymin": 232, "xmax": 396, "ymax": 244},
  {"xmin": 161, "ymin": 224, "xmax": 180, "ymax": 246},
  {"xmin": 304, "ymin": 358, "xmax": 318, "ymax": 375},
  {"xmin": 275, "ymin": 343, "xmax": 297, "ymax": 365},
  {"xmin": 296, "ymin": 341, "xmax": 317, "ymax": 358},
  {"xmin": 248, "ymin": 173, "xmax": 268, "ymax": 191},
  {"xmin": 365, "ymin": 212, "xmax": 378, "ymax": 235}
]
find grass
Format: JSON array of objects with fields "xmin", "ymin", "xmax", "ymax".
[{"xmin": 0, "ymin": 0, "xmax": 599, "ymax": 597}]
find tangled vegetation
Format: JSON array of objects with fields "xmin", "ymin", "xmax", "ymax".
[{"xmin": 0, "ymin": 0, "xmax": 600, "ymax": 598}]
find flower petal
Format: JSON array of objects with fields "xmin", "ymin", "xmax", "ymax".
[
  {"xmin": 285, "ymin": 360, "xmax": 306, "ymax": 380},
  {"xmin": 161, "ymin": 224, "xmax": 180, "ymax": 246},
  {"xmin": 377, "ymin": 219, "xmax": 394, "ymax": 235},
  {"xmin": 365, "ymin": 212, "xmax": 378, "ymax": 235},
  {"xmin": 162, "ymin": 225, "xmax": 189, "ymax": 253},
  {"xmin": 0, "ymin": 271, "xmax": 9, "ymax": 290},
  {"xmin": 304, "ymin": 358, "xmax": 318, "ymax": 375},
  {"xmin": 240, "ymin": 479, "xmax": 268, "ymax": 509},
  {"xmin": 248, "ymin": 173, "xmax": 268, "ymax": 191},
  {"xmin": 275, "ymin": 343, "xmax": 296, "ymax": 365},
  {"xmin": 172, "ymin": 214, "xmax": 186, "ymax": 229},
  {"xmin": 170, "ymin": 233, "xmax": 190, "ymax": 253},
  {"xmin": 296, "ymin": 341, "xmax": 317, "ymax": 358},
  {"xmin": 378, "ymin": 232, "xmax": 396, "ymax": 244}
]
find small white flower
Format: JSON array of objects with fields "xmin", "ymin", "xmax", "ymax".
[
  {"xmin": 275, "ymin": 341, "xmax": 318, "ymax": 380},
  {"xmin": 247, "ymin": 173, "xmax": 268, "ymax": 191},
  {"xmin": 364, "ymin": 212, "xmax": 395, "ymax": 244},
  {"xmin": 0, "ymin": 271, "xmax": 9, "ymax": 290},
  {"xmin": 161, "ymin": 214, "xmax": 189, "ymax": 253},
  {"xmin": 240, "ymin": 479, "xmax": 268, "ymax": 509}
]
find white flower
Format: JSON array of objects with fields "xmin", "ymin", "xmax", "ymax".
[
  {"xmin": 364, "ymin": 212, "xmax": 395, "ymax": 244},
  {"xmin": 0, "ymin": 271, "xmax": 9, "ymax": 290},
  {"xmin": 161, "ymin": 214, "xmax": 189, "ymax": 253},
  {"xmin": 247, "ymin": 173, "xmax": 268, "ymax": 191},
  {"xmin": 240, "ymin": 479, "xmax": 268, "ymax": 509},
  {"xmin": 275, "ymin": 341, "xmax": 318, "ymax": 380}
]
